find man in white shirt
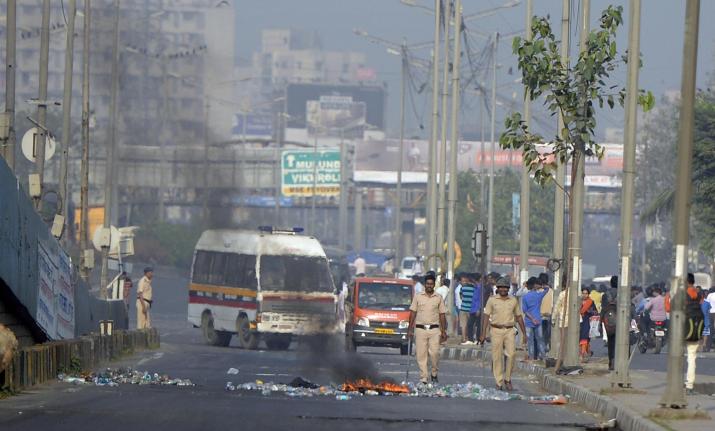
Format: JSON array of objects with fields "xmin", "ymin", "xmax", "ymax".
[
  {"xmin": 413, "ymin": 275, "xmax": 424, "ymax": 295},
  {"xmin": 354, "ymin": 254, "xmax": 366, "ymax": 275}
]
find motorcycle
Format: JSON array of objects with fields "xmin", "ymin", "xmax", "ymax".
[{"xmin": 637, "ymin": 317, "xmax": 668, "ymax": 354}]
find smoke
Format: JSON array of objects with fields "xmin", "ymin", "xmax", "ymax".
[{"xmin": 295, "ymin": 335, "xmax": 392, "ymax": 383}]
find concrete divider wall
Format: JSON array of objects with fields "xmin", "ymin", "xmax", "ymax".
[
  {"xmin": 0, "ymin": 158, "xmax": 128, "ymax": 343},
  {"xmin": 1, "ymin": 328, "xmax": 159, "ymax": 393}
]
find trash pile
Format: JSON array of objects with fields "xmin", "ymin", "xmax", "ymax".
[
  {"xmin": 58, "ymin": 368, "xmax": 195, "ymax": 387},
  {"xmin": 226, "ymin": 378, "xmax": 567, "ymax": 403}
]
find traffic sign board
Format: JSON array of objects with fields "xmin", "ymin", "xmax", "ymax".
[{"xmin": 281, "ymin": 149, "xmax": 341, "ymax": 197}]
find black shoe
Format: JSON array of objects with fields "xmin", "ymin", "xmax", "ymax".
[
  {"xmin": 431, "ymin": 375, "xmax": 438, "ymax": 383},
  {"xmin": 608, "ymin": 360, "xmax": 614, "ymax": 371}
]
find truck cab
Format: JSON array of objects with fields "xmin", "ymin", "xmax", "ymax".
[{"xmin": 344, "ymin": 277, "xmax": 413, "ymax": 355}]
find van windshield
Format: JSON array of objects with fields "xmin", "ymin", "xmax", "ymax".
[
  {"xmin": 358, "ymin": 282, "xmax": 413, "ymax": 311},
  {"xmin": 402, "ymin": 260, "xmax": 415, "ymax": 270},
  {"xmin": 260, "ymin": 255, "xmax": 334, "ymax": 293}
]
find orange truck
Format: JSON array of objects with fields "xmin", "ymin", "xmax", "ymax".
[{"xmin": 344, "ymin": 277, "xmax": 414, "ymax": 355}]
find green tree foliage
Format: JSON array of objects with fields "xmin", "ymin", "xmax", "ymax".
[
  {"xmin": 451, "ymin": 170, "xmax": 554, "ymax": 273},
  {"xmin": 692, "ymin": 90, "xmax": 715, "ymax": 258},
  {"xmin": 133, "ymin": 221, "xmax": 204, "ymax": 269},
  {"xmin": 500, "ymin": 6, "xmax": 653, "ymax": 186}
]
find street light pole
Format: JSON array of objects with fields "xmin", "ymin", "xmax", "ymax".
[
  {"xmin": 311, "ymin": 133, "xmax": 318, "ymax": 235},
  {"xmin": 79, "ymin": 0, "xmax": 91, "ymax": 281},
  {"xmin": 339, "ymin": 133, "xmax": 348, "ymax": 250},
  {"xmin": 446, "ymin": 0, "xmax": 462, "ymax": 280},
  {"xmin": 518, "ymin": 0, "xmax": 533, "ymax": 287},
  {"xmin": 59, "ymin": 0, "xmax": 77, "ymax": 242},
  {"xmin": 394, "ymin": 42, "xmax": 408, "ymax": 269},
  {"xmin": 33, "ymin": 0, "xmax": 51, "ymax": 210},
  {"xmin": 436, "ymin": 0, "xmax": 452, "ymax": 267},
  {"xmin": 486, "ymin": 32, "xmax": 499, "ymax": 272},
  {"xmin": 2, "ymin": 0, "xmax": 17, "ymax": 171},
  {"xmin": 613, "ymin": 0, "xmax": 641, "ymax": 388},
  {"xmin": 564, "ymin": 0, "xmax": 590, "ymax": 368},
  {"xmin": 100, "ymin": 0, "xmax": 120, "ymax": 297},
  {"xmin": 660, "ymin": 0, "xmax": 700, "ymax": 409},
  {"xmin": 549, "ymin": 0, "xmax": 570, "ymax": 361},
  {"xmin": 426, "ymin": 0, "xmax": 442, "ymax": 264}
]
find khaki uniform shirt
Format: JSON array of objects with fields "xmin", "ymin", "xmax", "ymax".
[
  {"xmin": 484, "ymin": 295, "xmax": 522, "ymax": 326},
  {"xmin": 410, "ymin": 292, "xmax": 447, "ymax": 325},
  {"xmin": 138, "ymin": 276, "xmax": 153, "ymax": 302}
]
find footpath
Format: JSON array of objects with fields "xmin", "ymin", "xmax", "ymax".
[{"xmin": 440, "ymin": 341, "xmax": 715, "ymax": 431}]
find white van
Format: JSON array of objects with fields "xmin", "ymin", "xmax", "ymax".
[{"xmin": 188, "ymin": 227, "xmax": 339, "ymax": 350}]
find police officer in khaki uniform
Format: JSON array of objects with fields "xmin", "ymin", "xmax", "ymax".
[
  {"xmin": 480, "ymin": 277, "xmax": 526, "ymax": 391},
  {"xmin": 136, "ymin": 267, "xmax": 154, "ymax": 329},
  {"xmin": 407, "ymin": 271, "xmax": 447, "ymax": 384}
]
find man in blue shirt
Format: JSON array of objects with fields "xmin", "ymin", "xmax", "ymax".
[
  {"xmin": 521, "ymin": 276, "xmax": 549, "ymax": 360},
  {"xmin": 459, "ymin": 275, "xmax": 476, "ymax": 345},
  {"xmin": 468, "ymin": 273, "xmax": 484, "ymax": 342}
]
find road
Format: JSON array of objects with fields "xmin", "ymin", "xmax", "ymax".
[{"xmin": 0, "ymin": 269, "xmax": 603, "ymax": 431}]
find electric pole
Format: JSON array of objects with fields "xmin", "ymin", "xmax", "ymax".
[
  {"xmin": 100, "ymin": 0, "xmax": 121, "ymax": 297},
  {"xmin": 564, "ymin": 0, "xmax": 590, "ymax": 368},
  {"xmin": 354, "ymin": 189, "xmax": 363, "ymax": 251},
  {"xmin": 203, "ymin": 100, "xmax": 210, "ymax": 224},
  {"xmin": 446, "ymin": 0, "xmax": 462, "ymax": 280},
  {"xmin": 660, "ymin": 0, "xmax": 700, "ymax": 409},
  {"xmin": 486, "ymin": 32, "xmax": 498, "ymax": 272},
  {"xmin": 426, "ymin": 0, "xmax": 442, "ymax": 266},
  {"xmin": 613, "ymin": 0, "xmax": 641, "ymax": 388},
  {"xmin": 394, "ymin": 42, "xmax": 408, "ymax": 267},
  {"xmin": 518, "ymin": 0, "xmax": 533, "ymax": 287},
  {"xmin": 436, "ymin": 0, "xmax": 452, "ymax": 266},
  {"xmin": 2, "ymin": 0, "xmax": 17, "ymax": 171},
  {"xmin": 549, "ymin": 0, "xmax": 570, "ymax": 361},
  {"xmin": 79, "ymin": 0, "xmax": 91, "ymax": 281},
  {"xmin": 33, "ymin": 0, "xmax": 51, "ymax": 210},
  {"xmin": 59, "ymin": 0, "xmax": 77, "ymax": 242},
  {"xmin": 339, "ymin": 130, "xmax": 349, "ymax": 250}
]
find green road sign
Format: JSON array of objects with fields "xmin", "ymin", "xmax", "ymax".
[{"xmin": 281, "ymin": 149, "xmax": 340, "ymax": 197}]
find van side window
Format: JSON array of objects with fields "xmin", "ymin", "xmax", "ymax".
[
  {"xmin": 209, "ymin": 252, "xmax": 227, "ymax": 285},
  {"xmin": 225, "ymin": 254, "xmax": 257, "ymax": 290},
  {"xmin": 193, "ymin": 250, "xmax": 211, "ymax": 283}
]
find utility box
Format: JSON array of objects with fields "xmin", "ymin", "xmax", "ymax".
[
  {"xmin": 83, "ymin": 249, "xmax": 94, "ymax": 269},
  {"xmin": 51, "ymin": 214, "xmax": 65, "ymax": 238},
  {"xmin": 28, "ymin": 174, "xmax": 41, "ymax": 198},
  {"xmin": 0, "ymin": 113, "xmax": 9, "ymax": 139}
]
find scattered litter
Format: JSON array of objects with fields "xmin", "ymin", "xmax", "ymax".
[
  {"xmin": 528, "ymin": 395, "xmax": 569, "ymax": 405},
  {"xmin": 228, "ymin": 378, "xmax": 538, "ymax": 401},
  {"xmin": 288, "ymin": 377, "xmax": 319, "ymax": 389},
  {"xmin": 58, "ymin": 368, "xmax": 195, "ymax": 387},
  {"xmin": 227, "ymin": 368, "xmax": 239, "ymax": 375},
  {"xmin": 556, "ymin": 366, "xmax": 584, "ymax": 376}
]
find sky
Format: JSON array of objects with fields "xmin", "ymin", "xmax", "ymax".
[{"xmin": 234, "ymin": 0, "xmax": 715, "ymax": 140}]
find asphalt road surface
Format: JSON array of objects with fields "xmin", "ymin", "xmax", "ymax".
[{"xmin": 0, "ymin": 269, "xmax": 604, "ymax": 431}]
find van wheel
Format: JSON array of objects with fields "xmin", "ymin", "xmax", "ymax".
[
  {"xmin": 202, "ymin": 313, "xmax": 231, "ymax": 347},
  {"xmin": 266, "ymin": 335, "xmax": 291, "ymax": 351},
  {"xmin": 345, "ymin": 334, "xmax": 356, "ymax": 352},
  {"xmin": 237, "ymin": 316, "xmax": 259, "ymax": 350}
]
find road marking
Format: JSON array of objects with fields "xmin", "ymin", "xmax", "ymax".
[{"xmin": 254, "ymin": 373, "xmax": 293, "ymax": 377}]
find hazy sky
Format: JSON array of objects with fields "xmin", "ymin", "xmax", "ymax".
[{"xmin": 235, "ymin": 1, "xmax": 715, "ymax": 139}]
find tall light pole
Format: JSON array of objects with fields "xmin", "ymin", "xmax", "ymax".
[
  {"xmin": 486, "ymin": 32, "xmax": 499, "ymax": 272},
  {"xmin": 79, "ymin": 0, "xmax": 91, "ymax": 281},
  {"xmin": 394, "ymin": 42, "xmax": 408, "ymax": 267},
  {"xmin": 436, "ymin": 0, "xmax": 452, "ymax": 266},
  {"xmin": 426, "ymin": 0, "xmax": 442, "ymax": 265},
  {"xmin": 613, "ymin": 0, "xmax": 641, "ymax": 388},
  {"xmin": 518, "ymin": 0, "xmax": 533, "ymax": 287},
  {"xmin": 564, "ymin": 0, "xmax": 590, "ymax": 368},
  {"xmin": 549, "ymin": 0, "xmax": 570, "ymax": 361},
  {"xmin": 660, "ymin": 0, "xmax": 700, "ymax": 409},
  {"xmin": 338, "ymin": 132, "xmax": 349, "ymax": 250},
  {"xmin": 59, "ymin": 0, "xmax": 77, "ymax": 243},
  {"xmin": 1, "ymin": 0, "xmax": 17, "ymax": 171},
  {"xmin": 446, "ymin": 0, "xmax": 462, "ymax": 279},
  {"xmin": 100, "ymin": 0, "xmax": 121, "ymax": 296},
  {"xmin": 33, "ymin": 0, "xmax": 51, "ymax": 210}
]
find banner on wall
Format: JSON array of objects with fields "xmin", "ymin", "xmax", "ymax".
[
  {"xmin": 55, "ymin": 249, "xmax": 75, "ymax": 339},
  {"xmin": 36, "ymin": 241, "xmax": 58, "ymax": 339}
]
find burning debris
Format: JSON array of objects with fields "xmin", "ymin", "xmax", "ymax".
[
  {"xmin": 58, "ymin": 368, "xmax": 195, "ymax": 387},
  {"xmin": 225, "ymin": 378, "xmax": 568, "ymax": 402}
]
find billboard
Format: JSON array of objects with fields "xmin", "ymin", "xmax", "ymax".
[
  {"xmin": 306, "ymin": 95, "xmax": 366, "ymax": 138},
  {"xmin": 281, "ymin": 149, "xmax": 341, "ymax": 197},
  {"xmin": 232, "ymin": 113, "xmax": 274, "ymax": 140},
  {"xmin": 285, "ymin": 83, "xmax": 386, "ymax": 131}
]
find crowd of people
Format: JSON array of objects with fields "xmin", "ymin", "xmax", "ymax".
[{"xmin": 405, "ymin": 266, "xmax": 715, "ymax": 393}]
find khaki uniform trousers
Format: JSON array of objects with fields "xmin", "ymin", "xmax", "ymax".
[
  {"xmin": 490, "ymin": 326, "xmax": 516, "ymax": 387},
  {"xmin": 136, "ymin": 299, "xmax": 151, "ymax": 329},
  {"xmin": 415, "ymin": 327, "xmax": 441, "ymax": 382}
]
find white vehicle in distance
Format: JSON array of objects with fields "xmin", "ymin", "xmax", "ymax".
[
  {"xmin": 188, "ymin": 226, "xmax": 340, "ymax": 350},
  {"xmin": 398, "ymin": 256, "xmax": 419, "ymax": 279}
]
